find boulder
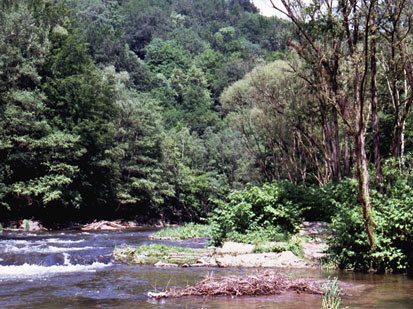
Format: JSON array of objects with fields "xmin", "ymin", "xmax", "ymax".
[
  {"xmin": 216, "ymin": 242, "xmax": 256, "ymax": 255},
  {"xmin": 154, "ymin": 261, "xmax": 179, "ymax": 268},
  {"xmin": 191, "ymin": 256, "xmax": 218, "ymax": 267},
  {"xmin": 215, "ymin": 251, "xmax": 308, "ymax": 268},
  {"xmin": 20, "ymin": 219, "xmax": 47, "ymax": 231}
]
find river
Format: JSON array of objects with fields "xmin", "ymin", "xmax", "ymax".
[{"xmin": 0, "ymin": 229, "xmax": 412, "ymax": 308}]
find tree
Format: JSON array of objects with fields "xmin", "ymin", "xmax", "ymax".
[
  {"xmin": 0, "ymin": 1, "xmax": 85, "ymax": 215},
  {"xmin": 145, "ymin": 38, "xmax": 191, "ymax": 78},
  {"xmin": 270, "ymin": 0, "xmax": 384, "ymax": 250},
  {"xmin": 221, "ymin": 60, "xmax": 335, "ymax": 185},
  {"xmin": 377, "ymin": 0, "xmax": 413, "ymax": 161},
  {"xmin": 121, "ymin": 0, "xmax": 171, "ymax": 58},
  {"xmin": 69, "ymin": 0, "xmax": 152, "ymax": 90},
  {"xmin": 108, "ymin": 68, "xmax": 174, "ymax": 213},
  {"xmin": 41, "ymin": 8, "xmax": 119, "ymax": 214}
]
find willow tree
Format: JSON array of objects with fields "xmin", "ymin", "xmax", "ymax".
[
  {"xmin": 271, "ymin": 0, "xmax": 385, "ymax": 250},
  {"xmin": 221, "ymin": 61, "xmax": 336, "ymax": 185},
  {"xmin": 378, "ymin": 0, "xmax": 413, "ymax": 161}
]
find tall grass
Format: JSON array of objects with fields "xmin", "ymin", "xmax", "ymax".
[
  {"xmin": 153, "ymin": 223, "xmax": 211, "ymax": 240},
  {"xmin": 321, "ymin": 277, "xmax": 342, "ymax": 309}
]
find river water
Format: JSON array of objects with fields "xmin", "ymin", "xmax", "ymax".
[{"xmin": 0, "ymin": 229, "xmax": 412, "ymax": 308}]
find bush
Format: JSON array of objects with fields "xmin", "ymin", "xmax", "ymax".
[
  {"xmin": 209, "ymin": 182, "xmax": 305, "ymax": 245},
  {"xmin": 327, "ymin": 179, "xmax": 372, "ymax": 271},
  {"xmin": 327, "ymin": 173, "xmax": 413, "ymax": 273},
  {"xmin": 282, "ymin": 182, "xmax": 333, "ymax": 221}
]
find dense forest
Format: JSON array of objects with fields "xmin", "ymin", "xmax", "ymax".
[
  {"xmin": 0, "ymin": 0, "xmax": 412, "ymax": 272},
  {"xmin": 0, "ymin": 0, "xmax": 291, "ymax": 221}
]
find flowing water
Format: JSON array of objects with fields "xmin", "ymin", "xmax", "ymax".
[{"xmin": 0, "ymin": 229, "xmax": 412, "ymax": 308}]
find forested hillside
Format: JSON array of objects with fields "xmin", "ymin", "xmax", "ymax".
[{"xmin": 0, "ymin": 0, "xmax": 291, "ymax": 222}]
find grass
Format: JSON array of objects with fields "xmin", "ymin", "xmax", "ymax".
[
  {"xmin": 113, "ymin": 244, "xmax": 207, "ymax": 265},
  {"xmin": 321, "ymin": 277, "xmax": 342, "ymax": 309},
  {"xmin": 152, "ymin": 223, "xmax": 212, "ymax": 240},
  {"xmin": 222, "ymin": 228, "xmax": 291, "ymax": 245},
  {"xmin": 253, "ymin": 235, "xmax": 304, "ymax": 257}
]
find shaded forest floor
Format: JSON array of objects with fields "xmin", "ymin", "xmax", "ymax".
[{"xmin": 299, "ymin": 221, "xmax": 330, "ymax": 264}]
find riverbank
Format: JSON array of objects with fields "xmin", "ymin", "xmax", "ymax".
[
  {"xmin": 0, "ymin": 219, "xmax": 176, "ymax": 232},
  {"xmin": 113, "ymin": 221, "xmax": 330, "ymax": 269},
  {"xmin": 114, "ymin": 242, "xmax": 313, "ymax": 268},
  {"xmin": 1, "ymin": 219, "xmax": 330, "ymax": 269}
]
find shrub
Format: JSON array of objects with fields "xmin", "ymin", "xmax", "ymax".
[
  {"xmin": 277, "ymin": 182, "xmax": 333, "ymax": 222},
  {"xmin": 327, "ymin": 174, "xmax": 413, "ymax": 273},
  {"xmin": 209, "ymin": 182, "xmax": 305, "ymax": 245},
  {"xmin": 326, "ymin": 179, "xmax": 372, "ymax": 271}
]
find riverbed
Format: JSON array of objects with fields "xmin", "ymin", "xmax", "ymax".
[{"xmin": 0, "ymin": 229, "xmax": 412, "ymax": 308}]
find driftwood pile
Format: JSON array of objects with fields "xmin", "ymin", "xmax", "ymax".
[
  {"xmin": 148, "ymin": 271, "xmax": 323, "ymax": 299},
  {"xmin": 81, "ymin": 220, "xmax": 138, "ymax": 230}
]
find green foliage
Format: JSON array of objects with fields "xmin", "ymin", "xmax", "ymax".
[
  {"xmin": 122, "ymin": 244, "xmax": 195, "ymax": 256},
  {"xmin": 145, "ymin": 39, "xmax": 190, "ymax": 78},
  {"xmin": 107, "ymin": 68, "xmax": 174, "ymax": 212},
  {"xmin": 153, "ymin": 223, "xmax": 212, "ymax": 240},
  {"xmin": 10, "ymin": 132, "xmax": 85, "ymax": 207},
  {"xmin": 0, "ymin": 2, "xmax": 86, "ymax": 213},
  {"xmin": 0, "ymin": 0, "xmax": 293, "ymax": 223},
  {"xmin": 210, "ymin": 182, "xmax": 305, "ymax": 245},
  {"xmin": 0, "ymin": 1, "xmax": 50, "ymax": 92},
  {"xmin": 254, "ymin": 235, "xmax": 303, "ymax": 257},
  {"xmin": 160, "ymin": 127, "xmax": 216, "ymax": 220},
  {"xmin": 220, "ymin": 226, "xmax": 289, "ymax": 245},
  {"xmin": 42, "ymin": 26, "xmax": 119, "ymax": 212},
  {"xmin": 121, "ymin": 0, "xmax": 171, "ymax": 58},
  {"xmin": 70, "ymin": 0, "xmax": 152, "ymax": 90},
  {"xmin": 165, "ymin": 65, "xmax": 218, "ymax": 133},
  {"xmin": 327, "ymin": 171, "xmax": 413, "ymax": 272},
  {"xmin": 327, "ymin": 179, "xmax": 377, "ymax": 271}
]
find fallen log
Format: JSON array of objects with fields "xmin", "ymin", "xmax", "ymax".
[{"xmin": 148, "ymin": 271, "xmax": 324, "ymax": 298}]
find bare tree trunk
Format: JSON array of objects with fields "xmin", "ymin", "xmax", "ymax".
[
  {"xmin": 370, "ymin": 29, "xmax": 384, "ymax": 190},
  {"xmin": 392, "ymin": 95, "xmax": 413, "ymax": 158},
  {"xmin": 271, "ymin": 0, "xmax": 379, "ymax": 252},
  {"xmin": 332, "ymin": 109, "xmax": 342, "ymax": 182},
  {"xmin": 355, "ymin": 132, "xmax": 376, "ymax": 251},
  {"xmin": 343, "ymin": 133, "xmax": 351, "ymax": 177}
]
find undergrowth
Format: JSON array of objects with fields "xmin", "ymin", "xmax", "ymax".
[{"xmin": 153, "ymin": 223, "xmax": 211, "ymax": 240}]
